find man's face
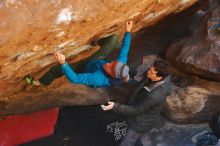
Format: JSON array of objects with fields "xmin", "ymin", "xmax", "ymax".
[{"xmin": 147, "ymin": 66, "xmax": 163, "ymax": 81}]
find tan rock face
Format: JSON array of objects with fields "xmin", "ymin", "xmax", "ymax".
[
  {"xmin": 0, "ymin": 0, "xmax": 198, "ymax": 97},
  {"xmin": 166, "ymin": 4, "xmax": 220, "ymax": 81},
  {"xmin": 0, "ymin": 78, "xmax": 110, "ymax": 116},
  {"xmin": 164, "ymin": 79, "xmax": 220, "ymax": 123},
  {"xmin": 159, "ymin": 1, "xmax": 220, "ymax": 123}
]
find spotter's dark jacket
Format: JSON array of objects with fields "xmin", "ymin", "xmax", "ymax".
[{"xmin": 112, "ymin": 76, "xmax": 172, "ymax": 132}]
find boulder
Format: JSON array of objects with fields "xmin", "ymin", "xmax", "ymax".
[
  {"xmin": 0, "ymin": 0, "xmax": 198, "ymax": 96},
  {"xmin": 166, "ymin": 4, "xmax": 220, "ymax": 81},
  {"xmin": 164, "ymin": 78, "xmax": 220, "ymax": 123},
  {"xmin": 0, "ymin": 0, "xmax": 202, "ymax": 115}
]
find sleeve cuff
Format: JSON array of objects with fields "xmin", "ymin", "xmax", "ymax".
[
  {"xmin": 61, "ymin": 62, "xmax": 68, "ymax": 69},
  {"xmin": 125, "ymin": 32, "xmax": 131, "ymax": 35},
  {"xmin": 112, "ymin": 102, "xmax": 120, "ymax": 112}
]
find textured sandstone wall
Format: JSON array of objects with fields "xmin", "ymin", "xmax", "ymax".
[
  {"xmin": 166, "ymin": 4, "xmax": 220, "ymax": 82},
  {"xmin": 164, "ymin": 2, "xmax": 220, "ymax": 123},
  {"xmin": 164, "ymin": 78, "xmax": 220, "ymax": 123},
  {"xmin": 0, "ymin": 0, "xmax": 198, "ymax": 97}
]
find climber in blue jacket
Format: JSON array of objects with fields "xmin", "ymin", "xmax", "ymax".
[
  {"xmin": 54, "ymin": 21, "xmax": 133, "ymax": 88},
  {"xmin": 25, "ymin": 21, "xmax": 133, "ymax": 87}
]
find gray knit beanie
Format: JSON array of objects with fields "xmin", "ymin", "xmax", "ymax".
[{"xmin": 115, "ymin": 62, "xmax": 129, "ymax": 79}]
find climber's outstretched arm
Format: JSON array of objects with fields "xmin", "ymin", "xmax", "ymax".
[
  {"xmin": 54, "ymin": 51, "xmax": 109, "ymax": 87},
  {"xmin": 117, "ymin": 21, "xmax": 133, "ymax": 64}
]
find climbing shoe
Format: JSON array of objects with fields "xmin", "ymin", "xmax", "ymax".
[{"xmin": 25, "ymin": 75, "xmax": 34, "ymax": 85}]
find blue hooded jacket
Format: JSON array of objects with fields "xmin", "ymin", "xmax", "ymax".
[{"xmin": 61, "ymin": 32, "xmax": 131, "ymax": 88}]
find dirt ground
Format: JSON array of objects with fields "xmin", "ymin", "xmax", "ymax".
[{"xmin": 22, "ymin": 106, "xmax": 213, "ymax": 146}]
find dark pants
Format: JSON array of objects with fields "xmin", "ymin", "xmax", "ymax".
[
  {"xmin": 39, "ymin": 34, "xmax": 118, "ymax": 85},
  {"xmin": 120, "ymin": 128, "xmax": 143, "ymax": 146}
]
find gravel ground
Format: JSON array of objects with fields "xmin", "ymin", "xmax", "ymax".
[{"xmin": 23, "ymin": 106, "xmax": 218, "ymax": 146}]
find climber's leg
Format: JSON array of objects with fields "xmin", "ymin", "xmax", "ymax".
[
  {"xmin": 68, "ymin": 34, "xmax": 118, "ymax": 72},
  {"xmin": 89, "ymin": 34, "xmax": 118, "ymax": 60},
  {"xmin": 39, "ymin": 64, "xmax": 63, "ymax": 86}
]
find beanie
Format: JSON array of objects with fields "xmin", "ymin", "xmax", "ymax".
[{"xmin": 103, "ymin": 61, "xmax": 129, "ymax": 79}]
